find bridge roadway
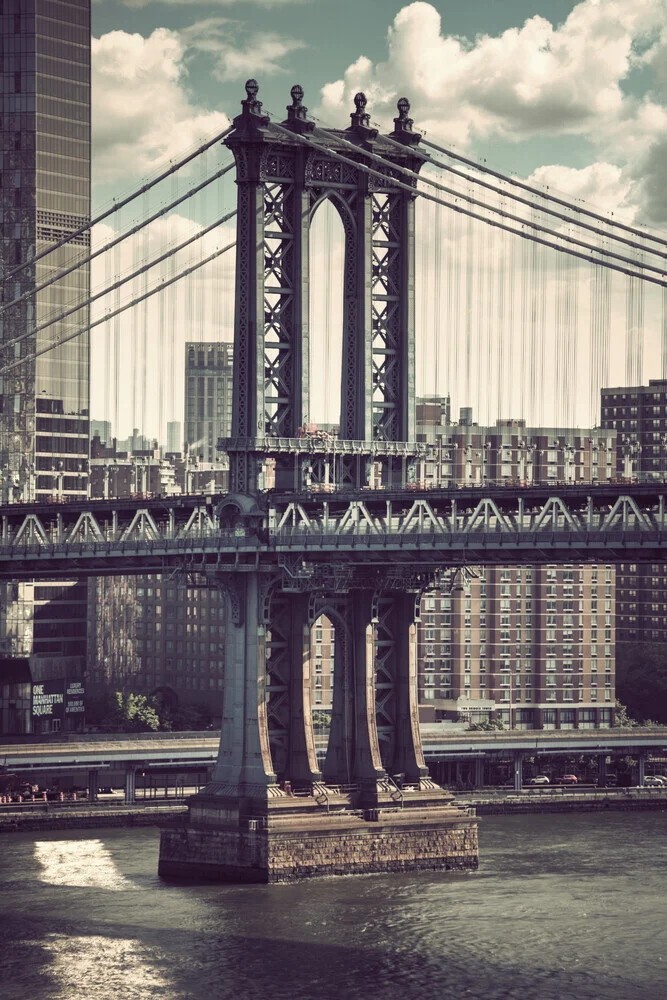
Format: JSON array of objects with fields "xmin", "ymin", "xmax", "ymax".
[
  {"xmin": 0, "ymin": 482, "xmax": 665, "ymax": 578},
  {"xmin": 2, "ymin": 727, "xmax": 666, "ymax": 799}
]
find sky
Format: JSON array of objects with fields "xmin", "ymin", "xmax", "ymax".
[
  {"xmin": 85, "ymin": 0, "xmax": 667, "ymax": 440},
  {"xmin": 89, "ymin": 0, "xmax": 667, "ymax": 224}
]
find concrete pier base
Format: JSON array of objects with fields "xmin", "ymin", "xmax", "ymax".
[{"xmin": 158, "ymin": 782, "xmax": 478, "ymax": 883}]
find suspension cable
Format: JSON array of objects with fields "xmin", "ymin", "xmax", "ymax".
[
  {"xmin": 1, "ymin": 124, "xmax": 234, "ymax": 283},
  {"xmin": 422, "ymin": 138, "xmax": 667, "ymax": 250},
  {"xmin": 2, "ymin": 209, "xmax": 237, "ymax": 353},
  {"xmin": 269, "ymin": 121, "xmax": 667, "ymax": 288},
  {"xmin": 287, "ymin": 123, "xmax": 667, "ymax": 280},
  {"xmin": 375, "ymin": 130, "xmax": 667, "ymax": 265},
  {"xmin": 0, "ymin": 240, "xmax": 236, "ymax": 375},
  {"xmin": 0, "ymin": 162, "xmax": 235, "ymax": 317}
]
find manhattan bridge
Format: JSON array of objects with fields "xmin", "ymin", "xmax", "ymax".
[{"xmin": 1, "ymin": 81, "xmax": 667, "ymax": 880}]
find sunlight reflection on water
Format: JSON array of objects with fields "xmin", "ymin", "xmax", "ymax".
[
  {"xmin": 37, "ymin": 935, "xmax": 174, "ymax": 1000},
  {"xmin": 34, "ymin": 839, "xmax": 135, "ymax": 890}
]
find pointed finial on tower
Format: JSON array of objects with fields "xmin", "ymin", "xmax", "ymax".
[
  {"xmin": 283, "ymin": 83, "xmax": 315, "ymax": 132},
  {"xmin": 389, "ymin": 95, "xmax": 421, "ymax": 146},
  {"xmin": 242, "ymin": 78, "xmax": 266, "ymax": 117},
  {"xmin": 350, "ymin": 91, "xmax": 370, "ymax": 128}
]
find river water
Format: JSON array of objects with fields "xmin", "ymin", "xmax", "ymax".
[{"xmin": 0, "ymin": 811, "xmax": 665, "ymax": 1000}]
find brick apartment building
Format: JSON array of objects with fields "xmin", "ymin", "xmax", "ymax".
[{"xmin": 415, "ymin": 399, "xmax": 617, "ymax": 729}]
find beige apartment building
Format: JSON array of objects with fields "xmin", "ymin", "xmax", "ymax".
[{"xmin": 415, "ymin": 399, "xmax": 617, "ymax": 729}]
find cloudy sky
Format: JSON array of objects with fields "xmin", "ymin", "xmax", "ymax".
[
  {"xmin": 90, "ymin": 0, "xmax": 667, "ymax": 223},
  {"xmin": 87, "ymin": 1, "xmax": 667, "ymax": 440}
]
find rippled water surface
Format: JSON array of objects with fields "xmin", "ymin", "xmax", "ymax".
[{"xmin": 1, "ymin": 812, "xmax": 666, "ymax": 1000}]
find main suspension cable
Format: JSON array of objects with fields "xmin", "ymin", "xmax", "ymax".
[
  {"xmin": 1, "ymin": 240, "xmax": 236, "ymax": 375},
  {"xmin": 269, "ymin": 122, "xmax": 667, "ymax": 288},
  {"xmin": 2, "ymin": 209, "xmax": 237, "ymax": 353},
  {"xmin": 1, "ymin": 123, "xmax": 233, "ymax": 283},
  {"xmin": 291, "ymin": 123, "xmax": 667, "ymax": 280},
  {"xmin": 0, "ymin": 161, "xmax": 235, "ymax": 317},
  {"xmin": 375, "ymin": 131, "xmax": 667, "ymax": 265},
  {"xmin": 422, "ymin": 137, "xmax": 667, "ymax": 251}
]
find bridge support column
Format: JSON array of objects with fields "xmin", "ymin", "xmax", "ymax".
[
  {"xmin": 87, "ymin": 769, "xmax": 98, "ymax": 803},
  {"xmin": 202, "ymin": 573, "xmax": 278, "ymax": 798},
  {"xmin": 638, "ymin": 752, "xmax": 647, "ymax": 787},
  {"xmin": 474, "ymin": 758, "xmax": 485, "ymax": 789},
  {"xmin": 513, "ymin": 752, "xmax": 523, "ymax": 792},
  {"xmin": 597, "ymin": 755, "xmax": 608, "ymax": 788},
  {"xmin": 281, "ymin": 593, "xmax": 322, "ymax": 790},
  {"xmin": 124, "ymin": 767, "xmax": 136, "ymax": 805},
  {"xmin": 389, "ymin": 593, "xmax": 431, "ymax": 787},
  {"xmin": 323, "ymin": 590, "xmax": 385, "ymax": 790}
]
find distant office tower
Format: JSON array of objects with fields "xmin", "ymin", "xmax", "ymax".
[
  {"xmin": 166, "ymin": 421, "xmax": 181, "ymax": 455},
  {"xmin": 184, "ymin": 343, "xmax": 233, "ymax": 463},
  {"xmin": 0, "ymin": 0, "xmax": 91, "ymax": 733},
  {"xmin": 415, "ymin": 399, "xmax": 617, "ymax": 730},
  {"xmin": 90, "ymin": 419, "xmax": 112, "ymax": 446}
]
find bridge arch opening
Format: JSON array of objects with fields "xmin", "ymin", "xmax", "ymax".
[
  {"xmin": 310, "ymin": 612, "xmax": 335, "ymax": 764},
  {"xmin": 308, "ymin": 197, "xmax": 345, "ymax": 430}
]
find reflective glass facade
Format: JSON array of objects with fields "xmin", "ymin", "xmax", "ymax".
[
  {"xmin": 0, "ymin": 1, "xmax": 90, "ymax": 687},
  {"xmin": 1, "ymin": 0, "xmax": 90, "ymax": 501}
]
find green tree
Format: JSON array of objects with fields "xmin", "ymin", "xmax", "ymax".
[
  {"xmin": 468, "ymin": 718, "xmax": 505, "ymax": 731},
  {"xmin": 110, "ymin": 692, "xmax": 161, "ymax": 732},
  {"xmin": 614, "ymin": 700, "xmax": 639, "ymax": 728}
]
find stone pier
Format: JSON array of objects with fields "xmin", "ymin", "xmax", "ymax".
[{"xmin": 158, "ymin": 575, "xmax": 478, "ymax": 883}]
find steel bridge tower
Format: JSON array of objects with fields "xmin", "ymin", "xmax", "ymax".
[{"xmin": 159, "ymin": 82, "xmax": 477, "ymax": 882}]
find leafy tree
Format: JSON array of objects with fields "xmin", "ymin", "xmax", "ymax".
[
  {"xmin": 109, "ymin": 692, "xmax": 160, "ymax": 732},
  {"xmin": 468, "ymin": 718, "xmax": 505, "ymax": 731},
  {"xmin": 614, "ymin": 700, "xmax": 640, "ymax": 728}
]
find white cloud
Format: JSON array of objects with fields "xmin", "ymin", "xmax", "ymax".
[
  {"xmin": 180, "ymin": 18, "xmax": 306, "ymax": 82},
  {"xmin": 92, "ymin": 28, "xmax": 229, "ymax": 184},
  {"xmin": 318, "ymin": 0, "xmax": 665, "ymax": 143},
  {"xmin": 317, "ymin": 1, "xmax": 667, "ymax": 225},
  {"xmin": 524, "ymin": 162, "xmax": 639, "ymax": 224}
]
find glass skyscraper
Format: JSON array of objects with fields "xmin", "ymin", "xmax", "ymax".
[
  {"xmin": 1, "ymin": 0, "xmax": 90, "ymax": 501},
  {"xmin": 0, "ymin": 0, "xmax": 90, "ymax": 725}
]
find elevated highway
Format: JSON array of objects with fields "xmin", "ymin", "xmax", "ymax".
[{"xmin": 2, "ymin": 727, "xmax": 666, "ymax": 800}]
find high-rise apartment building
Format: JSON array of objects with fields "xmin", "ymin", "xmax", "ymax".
[
  {"xmin": 90, "ymin": 419, "xmax": 111, "ymax": 446},
  {"xmin": 415, "ymin": 400, "xmax": 617, "ymax": 729},
  {"xmin": 184, "ymin": 342, "xmax": 233, "ymax": 463},
  {"xmin": 601, "ymin": 381, "xmax": 667, "ymax": 648},
  {"xmin": 601, "ymin": 379, "xmax": 667, "ymax": 480},
  {"xmin": 87, "ymin": 576, "xmax": 227, "ymax": 718},
  {"xmin": 0, "ymin": 0, "xmax": 91, "ymax": 731}
]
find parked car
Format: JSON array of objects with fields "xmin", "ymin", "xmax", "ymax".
[
  {"xmin": 559, "ymin": 774, "xmax": 578, "ymax": 784},
  {"xmin": 643, "ymin": 775, "xmax": 667, "ymax": 787},
  {"xmin": 527, "ymin": 775, "xmax": 550, "ymax": 785}
]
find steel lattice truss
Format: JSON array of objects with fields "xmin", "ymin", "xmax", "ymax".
[{"xmin": 0, "ymin": 485, "xmax": 665, "ymax": 579}]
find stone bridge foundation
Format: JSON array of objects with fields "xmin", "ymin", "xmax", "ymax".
[{"xmin": 158, "ymin": 573, "xmax": 478, "ymax": 883}]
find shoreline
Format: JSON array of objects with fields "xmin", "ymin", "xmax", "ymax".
[
  {"xmin": 459, "ymin": 788, "xmax": 667, "ymax": 815},
  {"xmin": 0, "ymin": 789, "xmax": 666, "ymax": 832}
]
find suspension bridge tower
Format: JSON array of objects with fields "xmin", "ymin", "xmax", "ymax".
[{"xmin": 158, "ymin": 82, "xmax": 478, "ymax": 882}]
